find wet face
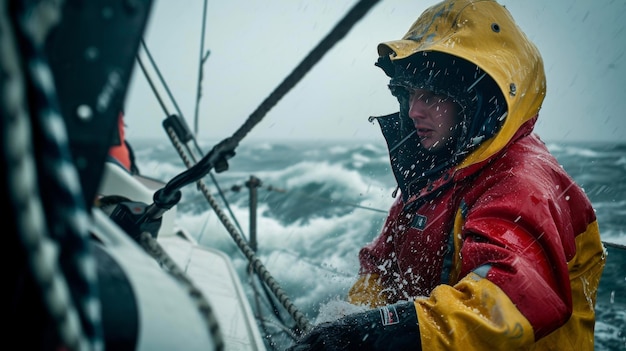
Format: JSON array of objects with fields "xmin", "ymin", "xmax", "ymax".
[{"xmin": 407, "ymin": 89, "xmax": 463, "ymax": 152}]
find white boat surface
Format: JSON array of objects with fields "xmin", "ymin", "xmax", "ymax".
[{"xmin": 96, "ymin": 162, "xmax": 267, "ymax": 350}]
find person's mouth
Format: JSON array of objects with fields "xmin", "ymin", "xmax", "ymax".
[{"xmin": 416, "ymin": 127, "xmax": 433, "ymax": 139}]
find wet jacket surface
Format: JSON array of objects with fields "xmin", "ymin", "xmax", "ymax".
[{"xmin": 348, "ymin": 1, "xmax": 606, "ymax": 350}]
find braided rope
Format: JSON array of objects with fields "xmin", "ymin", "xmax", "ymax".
[
  {"xmin": 166, "ymin": 128, "xmax": 313, "ymax": 333},
  {"xmin": 2, "ymin": 1, "xmax": 102, "ymax": 350}
]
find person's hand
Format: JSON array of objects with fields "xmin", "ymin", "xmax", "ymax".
[{"xmin": 286, "ymin": 301, "xmax": 421, "ymax": 351}]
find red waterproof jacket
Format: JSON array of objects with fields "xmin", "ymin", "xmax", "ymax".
[{"xmin": 348, "ymin": 1, "xmax": 606, "ymax": 350}]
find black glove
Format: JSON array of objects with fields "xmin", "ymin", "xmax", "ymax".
[{"xmin": 287, "ymin": 301, "xmax": 421, "ymax": 351}]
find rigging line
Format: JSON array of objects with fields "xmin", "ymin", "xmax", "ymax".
[
  {"xmin": 230, "ymin": 0, "xmax": 381, "ymax": 144},
  {"xmin": 139, "ymin": 38, "xmax": 185, "ymax": 119},
  {"xmin": 196, "ymin": 176, "xmax": 246, "ymax": 246},
  {"xmin": 188, "ymin": 0, "xmax": 240, "ymax": 233},
  {"xmin": 139, "ymin": 38, "xmax": 204, "ymax": 168},
  {"xmin": 193, "ymin": 0, "xmax": 209, "ymax": 137},
  {"xmin": 137, "ymin": 37, "xmax": 200, "ymax": 160},
  {"xmin": 209, "ymin": 173, "xmax": 247, "ymax": 237},
  {"xmin": 262, "ymin": 187, "xmax": 389, "ymax": 214},
  {"xmin": 139, "ymin": 37, "xmax": 207, "ymax": 165},
  {"xmin": 221, "ymin": 179, "xmax": 389, "ymax": 214},
  {"xmin": 165, "ymin": 126, "xmax": 313, "ymax": 333},
  {"xmin": 140, "ymin": 38, "xmax": 204, "ymax": 164},
  {"xmin": 136, "ymin": 54, "xmax": 170, "ymax": 116},
  {"xmin": 246, "ymin": 265, "xmax": 289, "ymax": 351},
  {"xmin": 139, "ymin": 33, "xmax": 248, "ymax": 242}
]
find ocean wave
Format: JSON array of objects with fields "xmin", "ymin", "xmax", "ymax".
[{"xmin": 137, "ymin": 139, "xmax": 625, "ymax": 350}]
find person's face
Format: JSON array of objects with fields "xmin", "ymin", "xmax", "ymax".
[{"xmin": 407, "ymin": 88, "xmax": 462, "ymax": 152}]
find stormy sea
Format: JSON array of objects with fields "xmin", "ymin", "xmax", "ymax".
[{"xmin": 131, "ymin": 138, "xmax": 625, "ymax": 351}]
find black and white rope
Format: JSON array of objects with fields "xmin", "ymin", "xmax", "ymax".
[{"xmin": 3, "ymin": 1, "xmax": 103, "ymax": 350}]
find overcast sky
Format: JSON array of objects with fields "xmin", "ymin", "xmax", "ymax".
[{"xmin": 124, "ymin": 0, "xmax": 626, "ymax": 143}]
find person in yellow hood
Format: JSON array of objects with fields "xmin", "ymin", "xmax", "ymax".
[{"xmin": 288, "ymin": 0, "xmax": 606, "ymax": 350}]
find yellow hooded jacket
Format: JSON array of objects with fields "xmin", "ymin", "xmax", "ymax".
[{"xmin": 348, "ymin": 1, "xmax": 606, "ymax": 350}]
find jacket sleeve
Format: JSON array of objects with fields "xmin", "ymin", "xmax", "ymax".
[
  {"xmin": 347, "ymin": 273, "xmax": 388, "ymax": 307},
  {"xmin": 413, "ymin": 151, "xmax": 599, "ymax": 349},
  {"xmin": 414, "ymin": 273, "xmax": 536, "ymax": 349},
  {"xmin": 457, "ymin": 162, "xmax": 585, "ymax": 338},
  {"xmin": 348, "ymin": 196, "xmax": 405, "ymax": 307}
]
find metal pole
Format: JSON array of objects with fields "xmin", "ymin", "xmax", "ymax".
[{"xmin": 245, "ymin": 175, "xmax": 261, "ymax": 252}]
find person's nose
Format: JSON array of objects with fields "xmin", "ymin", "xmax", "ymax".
[{"xmin": 408, "ymin": 94, "xmax": 428, "ymax": 120}]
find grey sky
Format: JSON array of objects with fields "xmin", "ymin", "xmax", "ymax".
[{"xmin": 124, "ymin": 0, "xmax": 626, "ymax": 143}]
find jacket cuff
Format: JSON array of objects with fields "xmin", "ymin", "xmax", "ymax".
[{"xmin": 347, "ymin": 301, "xmax": 421, "ymax": 350}]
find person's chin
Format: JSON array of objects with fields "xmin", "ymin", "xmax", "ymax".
[{"xmin": 419, "ymin": 140, "xmax": 440, "ymax": 152}]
